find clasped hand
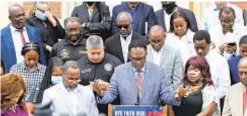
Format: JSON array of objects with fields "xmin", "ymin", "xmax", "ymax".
[{"xmin": 90, "ymin": 79, "xmax": 109, "ymax": 96}]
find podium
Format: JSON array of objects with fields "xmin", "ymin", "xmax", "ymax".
[{"xmin": 108, "ymin": 104, "xmax": 167, "ymax": 116}]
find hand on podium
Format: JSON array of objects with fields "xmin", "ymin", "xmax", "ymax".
[{"xmin": 91, "ymin": 79, "xmax": 109, "ymax": 96}]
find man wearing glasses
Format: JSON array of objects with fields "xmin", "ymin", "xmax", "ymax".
[
  {"xmin": 105, "ymin": 12, "xmax": 148, "ymax": 63},
  {"xmin": 41, "ymin": 61, "xmax": 99, "ymax": 116},
  {"xmin": 209, "ymin": 6, "xmax": 247, "ymax": 57},
  {"xmin": 92, "ymin": 39, "xmax": 182, "ymax": 106},
  {"xmin": 146, "ymin": 25, "xmax": 183, "ymax": 90}
]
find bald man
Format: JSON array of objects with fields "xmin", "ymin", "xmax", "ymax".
[
  {"xmin": 223, "ymin": 57, "xmax": 247, "ymax": 115},
  {"xmin": 146, "ymin": 25, "xmax": 183, "ymax": 90},
  {"xmin": 105, "ymin": 12, "xmax": 148, "ymax": 63},
  {"xmin": 1, "ymin": 4, "xmax": 46, "ymax": 73}
]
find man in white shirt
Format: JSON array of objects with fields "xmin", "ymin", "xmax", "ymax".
[
  {"xmin": 146, "ymin": 25, "xmax": 183, "ymax": 89},
  {"xmin": 42, "ymin": 61, "xmax": 98, "ymax": 116},
  {"xmin": 201, "ymin": 2, "xmax": 244, "ymax": 31},
  {"xmin": 209, "ymin": 7, "xmax": 247, "ymax": 56},
  {"xmin": 193, "ymin": 30, "xmax": 231, "ymax": 109}
]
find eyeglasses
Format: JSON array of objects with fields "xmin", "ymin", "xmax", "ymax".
[
  {"xmin": 117, "ymin": 25, "xmax": 129, "ymax": 29},
  {"xmin": 130, "ymin": 56, "xmax": 146, "ymax": 61}
]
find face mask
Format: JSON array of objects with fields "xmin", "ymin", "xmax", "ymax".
[
  {"xmin": 51, "ymin": 76, "xmax": 63, "ymax": 85},
  {"xmin": 223, "ymin": 51, "xmax": 234, "ymax": 60},
  {"xmin": 162, "ymin": 3, "xmax": 176, "ymax": 14},
  {"xmin": 36, "ymin": 10, "xmax": 47, "ymax": 21},
  {"xmin": 87, "ymin": 2, "xmax": 95, "ymax": 6}
]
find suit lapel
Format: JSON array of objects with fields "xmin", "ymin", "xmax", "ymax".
[
  {"xmin": 5, "ymin": 26, "xmax": 17, "ymax": 64},
  {"xmin": 90, "ymin": 7, "xmax": 98, "ymax": 22},
  {"xmin": 25, "ymin": 25, "xmax": 34, "ymax": 42},
  {"xmin": 147, "ymin": 45, "xmax": 154, "ymax": 62},
  {"xmin": 116, "ymin": 34, "xmax": 125, "ymax": 62},
  {"xmin": 59, "ymin": 85, "xmax": 75, "ymax": 115},
  {"xmin": 159, "ymin": 44, "xmax": 168, "ymax": 66},
  {"xmin": 159, "ymin": 10, "xmax": 166, "ymax": 31},
  {"xmin": 81, "ymin": 4, "xmax": 90, "ymax": 22},
  {"xmin": 140, "ymin": 63, "xmax": 151, "ymax": 103},
  {"xmin": 239, "ymin": 84, "xmax": 245, "ymax": 116},
  {"xmin": 127, "ymin": 63, "xmax": 138, "ymax": 103}
]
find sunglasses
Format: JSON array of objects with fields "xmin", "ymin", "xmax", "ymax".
[{"xmin": 117, "ymin": 25, "xmax": 129, "ymax": 29}]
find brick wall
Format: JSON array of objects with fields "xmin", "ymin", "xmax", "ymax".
[
  {"xmin": 23, "ymin": 2, "xmax": 61, "ymax": 19},
  {"xmin": 231, "ymin": 2, "xmax": 247, "ymax": 11}
]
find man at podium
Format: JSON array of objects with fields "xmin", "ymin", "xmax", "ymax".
[{"xmin": 92, "ymin": 39, "xmax": 184, "ymax": 106}]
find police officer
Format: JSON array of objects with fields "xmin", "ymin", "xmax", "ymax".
[
  {"xmin": 51, "ymin": 17, "xmax": 87, "ymax": 62},
  {"xmin": 77, "ymin": 35, "xmax": 121, "ymax": 115}
]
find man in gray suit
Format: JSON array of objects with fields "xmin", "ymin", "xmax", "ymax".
[
  {"xmin": 42, "ymin": 61, "xmax": 98, "ymax": 116},
  {"xmin": 93, "ymin": 39, "xmax": 182, "ymax": 106},
  {"xmin": 146, "ymin": 25, "xmax": 183, "ymax": 90}
]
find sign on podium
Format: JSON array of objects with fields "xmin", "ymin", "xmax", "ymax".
[{"xmin": 108, "ymin": 104, "xmax": 167, "ymax": 116}]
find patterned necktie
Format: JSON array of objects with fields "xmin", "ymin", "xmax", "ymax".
[
  {"xmin": 16, "ymin": 29, "xmax": 26, "ymax": 45},
  {"xmin": 136, "ymin": 72, "xmax": 143, "ymax": 99},
  {"xmin": 244, "ymin": 89, "xmax": 247, "ymax": 115}
]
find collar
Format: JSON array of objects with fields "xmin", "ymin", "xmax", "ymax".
[
  {"xmin": 22, "ymin": 62, "xmax": 41, "ymax": 72},
  {"xmin": 124, "ymin": 2, "xmax": 139, "ymax": 10},
  {"xmin": 120, "ymin": 31, "xmax": 133, "ymax": 41},
  {"xmin": 10, "ymin": 24, "xmax": 26, "ymax": 33},
  {"xmin": 63, "ymin": 37, "xmax": 86, "ymax": 46},
  {"xmin": 132, "ymin": 63, "xmax": 146, "ymax": 73},
  {"xmin": 163, "ymin": 7, "xmax": 178, "ymax": 15}
]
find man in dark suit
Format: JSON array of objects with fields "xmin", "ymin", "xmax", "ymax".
[
  {"xmin": 155, "ymin": 2, "xmax": 198, "ymax": 32},
  {"xmin": 1, "ymin": 4, "xmax": 46, "ymax": 73},
  {"xmin": 112, "ymin": 2, "xmax": 156, "ymax": 36},
  {"xmin": 228, "ymin": 35, "xmax": 247, "ymax": 85},
  {"xmin": 71, "ymin": 2, "xmax": 111, "ymax": 40},
  {"xmin": 105, "ymin": 12, "xmax": 148, "ymax": 63}
]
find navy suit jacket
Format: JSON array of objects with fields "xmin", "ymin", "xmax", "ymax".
[
  {"xmin": 1, "ymin": 25, "xmax": 46, "ymax": 73},
  {"xmin": 228, "ymin": 55, "xmax": 242, "ymax": 85},
  {"xmin": 112, "ymin": 2, "xmax": 156, "ymax": 36},
  {"xmin": 155, "ymin": 7, "xmax": 198, "ymax": 32}
]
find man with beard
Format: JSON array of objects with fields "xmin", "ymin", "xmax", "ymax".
[
  {"xmin": 51, "ymin": 17, "xmax": 87, "ymax": 62},
  {"xmin": 1, "ymin": 4, "xmax": 46, "ymax": 73},
  {"xmin": 155, "ymin": 1, "xmax": 198, "ymax": 32},
  {"xmin": 223, "ymin": 57, "xmax": 247, "ymax": 116}
]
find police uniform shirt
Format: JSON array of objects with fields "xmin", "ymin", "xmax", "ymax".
[
  {"xmin": 78, "ymin": 53, "xmax": 122, "ymax": 86},
  {"xmin": 51, "ymin": 37, "xmax": 87, "ymax": 62}
]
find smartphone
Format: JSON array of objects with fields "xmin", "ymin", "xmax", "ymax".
[{"xmin": 228, "ymin": 42, "xmax": 236, "ymax": 46}]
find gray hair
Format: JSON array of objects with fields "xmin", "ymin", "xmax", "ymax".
[
  {"xmin": 64, "ymin": 17, "xmax": 81, "ymax": 29},
  {"xmin": 62, "ymin": 60, "xmax": 79, "ymax": 74},
  {"xmin": 116, "ymin": 12, "xmax": 133, "ymax": 23},
  {"xmin": 34, "ymin": 1, "xmax": 48, "ymax": 9},
  {"xmin": 86, "ymin": 35, "xmax": 104, "ymax": 49},
  {"xmin": 149, "ymin": 25, "xmax": 165, "ymax": 35},
  {"xmin": 9, "ymin": 4, "xmax": 24, "ymax": 16}
]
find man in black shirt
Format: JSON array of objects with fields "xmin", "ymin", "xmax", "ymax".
[
  {"xmin": 77, "ymin": 35, "xmax": 121, "ymax": 115},
  {"xmin": 51, "ymin": 17, "xmax": 87, "ymax": 62}
]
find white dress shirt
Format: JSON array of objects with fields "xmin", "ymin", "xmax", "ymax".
[
  {"xmin": 204, "ymin": 50, "xmax": 231, "ymax": 99},
  {"xmin": 164, "ymin": 8, "xmax": 177, "ymax": 31},
  {"xmin": 166, "ymin": 29, "xmax": 195, "ymax": 65},
  {"xmin": 10, "ymin": 25, "xmax": 29, "ymax": 63},
  {"xmin": 150, "ymin": 45, "xmax": 164, "ymax": 66},
  {"xmin": 120, "ymin": 32, "xmax": 133, "ymax": 63},
  {"xmin": 201, "ymin": 3, "xmax": 244, "ymax": 31},
  {"xmin": 67, "ymin": 88, "xmax": 79, "ymax": 115},
  {"xmin": 209, "ymin": 23, "xmax": 247, "ymax": 54}
]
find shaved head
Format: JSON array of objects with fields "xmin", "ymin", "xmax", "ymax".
[
  {"xmin": 239, "ymin": 57, "xmax": 247, "ymax": 87},
  {"xmin": 149, "ymin": 25, "xmax": 166, "ymax": 51}
]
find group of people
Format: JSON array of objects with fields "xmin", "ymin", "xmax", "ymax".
[{"xmin": 1, "ymin": 1, "xmax": 247, "ymax": 116}]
